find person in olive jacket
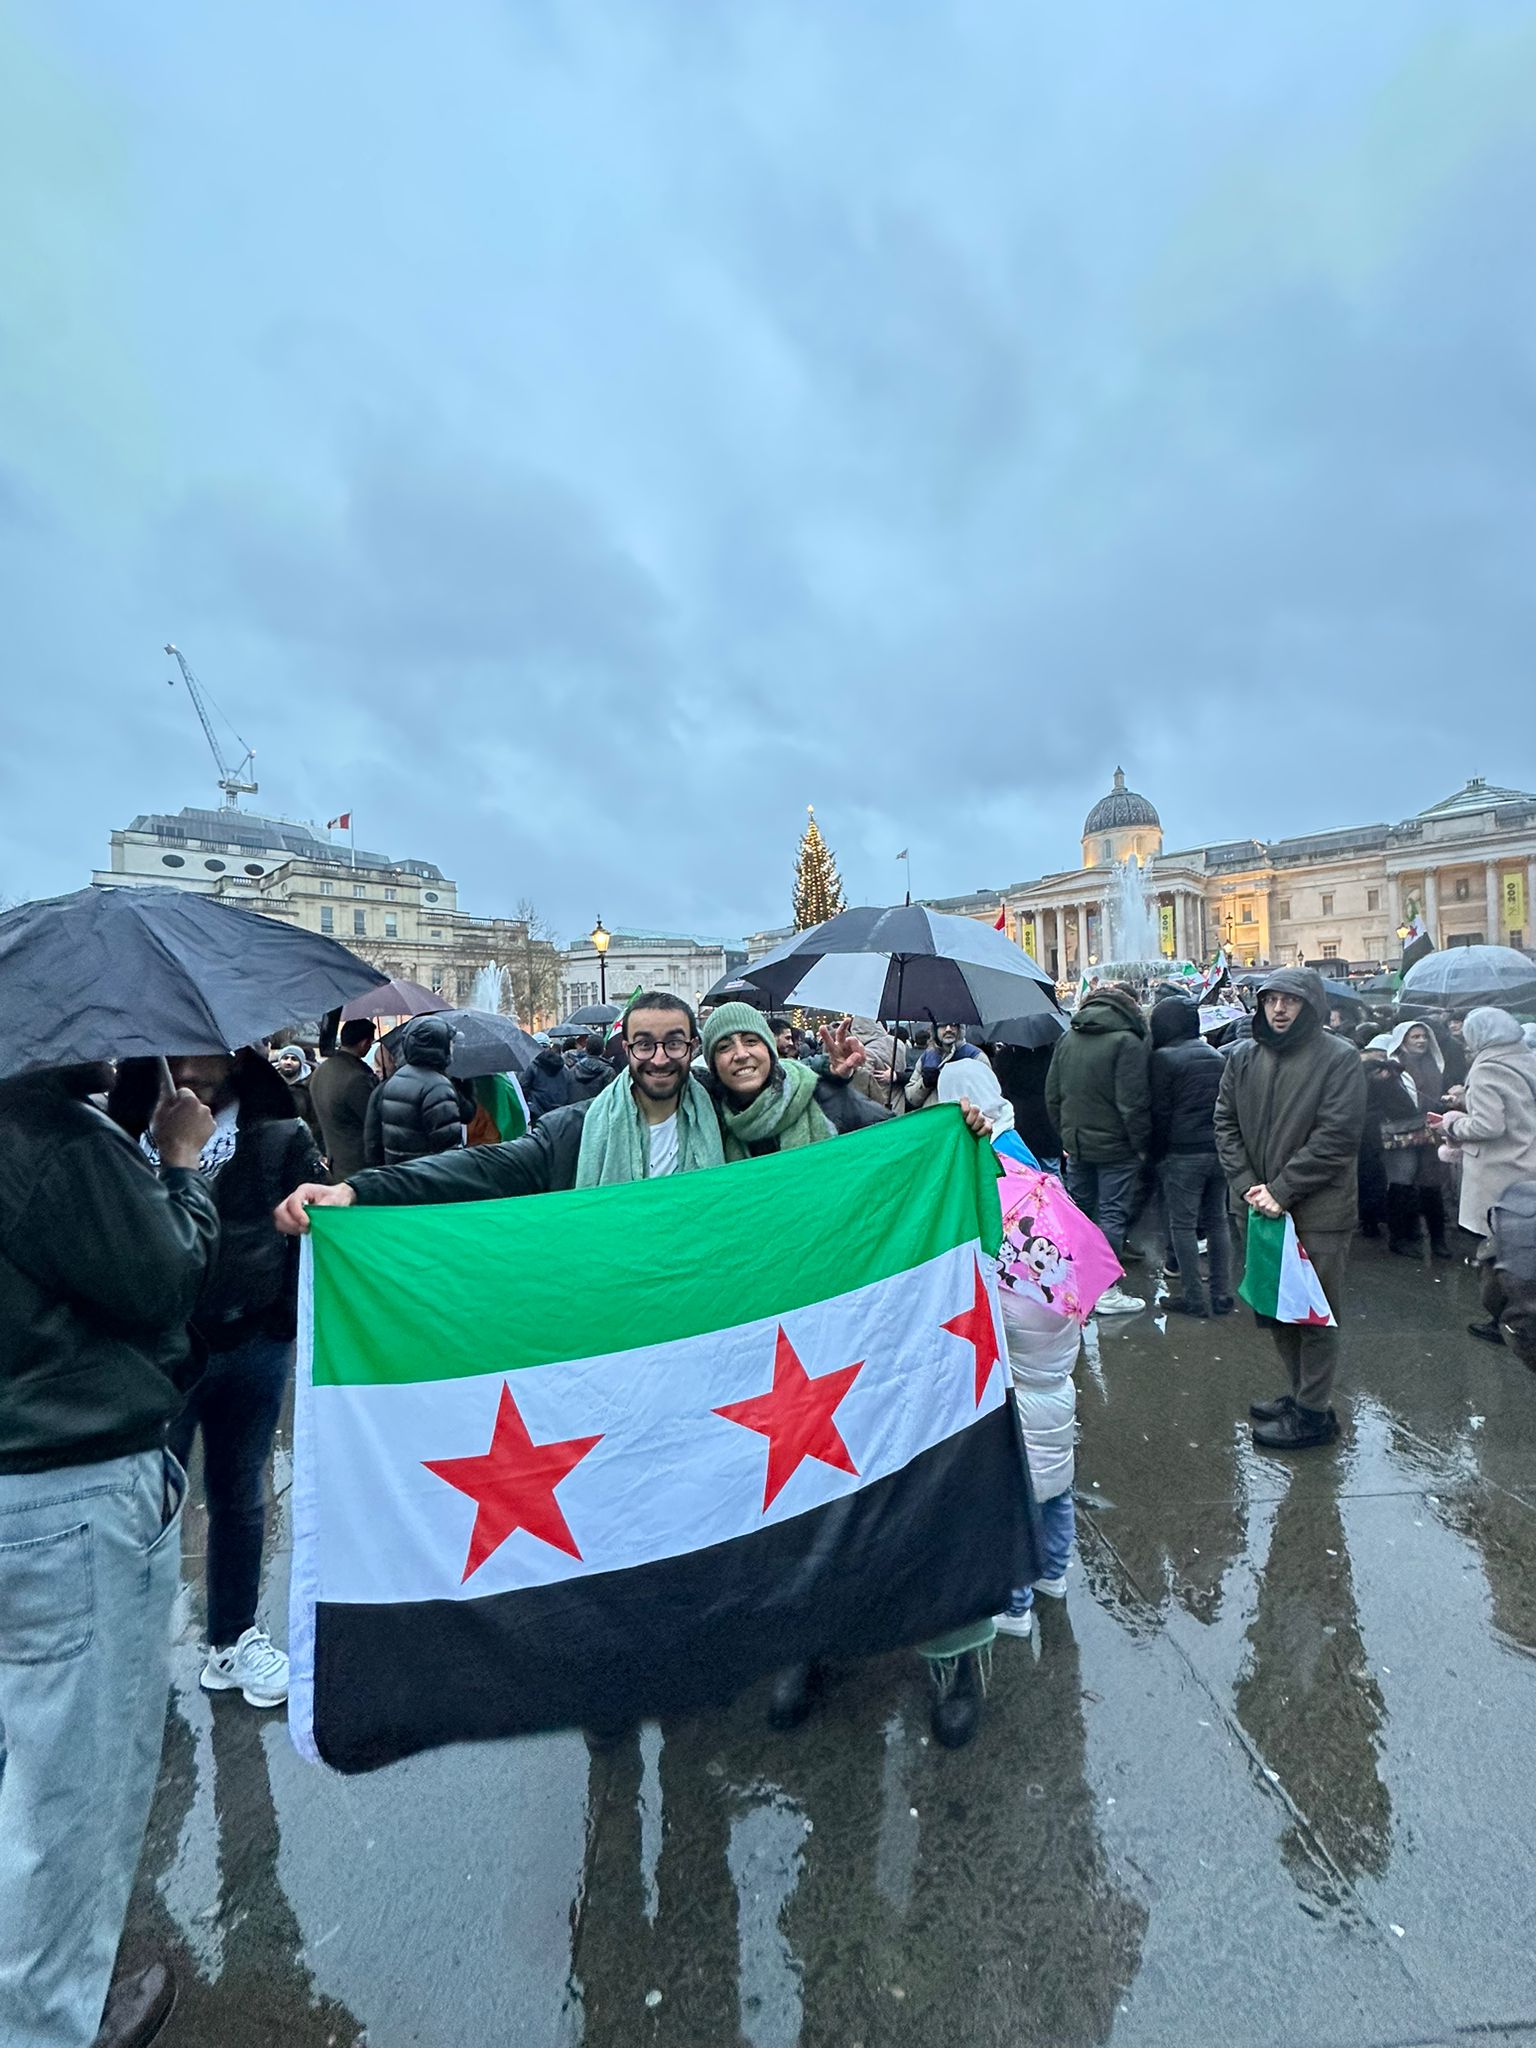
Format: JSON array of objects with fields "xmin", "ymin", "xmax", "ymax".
[
  {"xmin": 0, "ymin": 1061, "xmax": 218, "ymax": 2048},
  {"xmin": 1214, "ymin": 967, "xmax": 1366, "ymax": 1451},
  {"xmin": 1045, "ymin": 985, "xmax": 1151, "ymax": 1275}
]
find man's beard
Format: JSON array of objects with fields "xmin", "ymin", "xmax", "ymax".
[{"xmin": 633, "ymin": 1066, "xmax": 684, "ymax": 1103}]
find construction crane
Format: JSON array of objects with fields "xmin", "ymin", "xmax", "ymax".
[{"xmin": 164, "ymin": 642, "xmax": 258, "ymax": 808}]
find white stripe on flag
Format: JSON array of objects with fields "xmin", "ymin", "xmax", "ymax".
[{"xmin": 308, "ymin": 1239, "xmax": 1003, "ymax": 1606}]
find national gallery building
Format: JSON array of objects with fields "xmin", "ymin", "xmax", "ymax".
[{"xmin": 929, "ymin": 770, "xmax": 1536, "ymax": 979}]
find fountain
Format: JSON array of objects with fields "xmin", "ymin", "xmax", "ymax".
[
  {"xmin": 1095, "ymin": 858, "xmax": 1190, "ymax": 984},
  {"xmin": 469, "ymin": 961, "xmax": 513, "ymax": 1015}
]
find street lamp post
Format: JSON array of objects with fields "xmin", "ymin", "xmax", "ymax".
[{"xmin": 590, "ymin": 918, "xmax": 610, "ymax": 1006}]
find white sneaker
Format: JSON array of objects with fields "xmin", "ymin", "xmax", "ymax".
[
  {"xmin": 1032, "ymin": 1574, "xmax": 1068, "ymax": 1600},
  {"xmin": 1094, "ymin": 1285, "xmax": 1145, "ymax": 1317},
  {"xmin": 201, "ymin": 1627, "xmax": 290, "ymax": 1708},
  {"xmin": 993, "ymin": 1608, "xmax": 1034, "ymax": 1639}
]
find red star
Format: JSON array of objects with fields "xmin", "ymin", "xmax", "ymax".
[
  {"xmin": 942, "ymin": 1255, "xmax": 1002, "ymax": 1405},
  {"xmin": 423, "ymin": 1382, "xmax": 603, "ymax": 1583},
  {"xmin": 715, "ymin": 1326, "xmax": 864, "ymax": 1511}
]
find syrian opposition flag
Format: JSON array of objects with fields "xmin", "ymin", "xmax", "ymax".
[
  {"xmin": 1202, "ymin": 947, "xmax": 1230, "ymax": 998},
  {"xmin": 1238, "ymin": 1212, "xmax": 1337, "ymax": 1327},
  {"xmin": 1400, "ymin": 913, "xmax": 1433, "ymax": 977},
  {"xmin": 289, "ymin": 1109, "xmax": 1035, "ymax": 1772}
]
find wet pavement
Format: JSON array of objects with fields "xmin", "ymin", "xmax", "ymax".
[{"xmin": 124, "ymin": 1239, "xmax": 1536, "ymax": 2046}]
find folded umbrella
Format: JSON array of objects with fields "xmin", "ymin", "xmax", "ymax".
[
  {"xmin": 341, "ymin": 977, "xmax": 452, "ymax": 1023},
  {"xmin": 0, "ymin": 887, "xmax": 388, "ymax": 1081}
]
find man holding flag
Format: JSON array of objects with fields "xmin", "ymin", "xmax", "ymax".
[{"xmin": 1214, "ymin": 969, "xmax": 1365, "ymax": 1450}]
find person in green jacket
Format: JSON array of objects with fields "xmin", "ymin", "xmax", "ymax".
[{"xmin": 1045, "ymin": 985, "xmax": 1151, "ymax": 1316}]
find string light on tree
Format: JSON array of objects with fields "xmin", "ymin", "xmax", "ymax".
[{"xmin": 792, "ymin": 805, "xmax": 847, "ymax": 930}]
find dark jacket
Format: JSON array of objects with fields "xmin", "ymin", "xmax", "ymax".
[
  {"xmin": 376, "ymin": 1017, "xmax": 465, "ymax": 1166},
  {"xmin": 1214, "ymin": 968, "xmax": 1366, "ymax": 1235},
  {"xmin": 523, "ymin": 1045, "xmax": 574, "ymax": 1122},
  {"xmin": 565, "ymin": 1050, "xmax": 614, "ymax": 1104},
  {"xmin": 1149, "ymin": 999, "xmax": 1224, "ymax": 1158},
  {"xmin": 0, "ymin": 1072, "xmax": 220, "ymax": 1474},
  {"xmin": 352, "ymin": 1099, "xmax": 595, "ymax": 1205},
  {"xmin": 988, "ymin": 1045, "xmax": 1061, "ymax": 1162},
  {"xmin": 1045, "ymin": 989, "xmax": 1152, "ymax": 1164},
  {"xmin": 308, "ymin": 1047, "xmax": 378, "ymax": 1179},
  {"xmin": 192, "ymin": 1055, "xmax": 326, "ymax": 1349}
]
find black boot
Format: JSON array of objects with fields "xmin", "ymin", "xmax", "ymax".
[
  {"xmin": 1249, "ymin": 1391, "xmax": 1294, "ymax": 1422},
  {"xmin": 1422, "ymin": 1189, "xmax": 1453, "ymax": 1258},
  {"xmin": 1467, "ymin": 1319, "xmax": 1506, "ymax": 1347},
  {"xmin": 768, "ymin": 1661, "xmax": 814, "ymax": 1731},
  {"xmin": 929, "ymin": 1650, "xmax": 984, "ymax": 1749},
  {"xmin": 92, "ymin": 1960, "xmax": 176, "ymax": 2048},
  {"xmin": 1252, "ymin": 1402, "xmax": 1340, "ymax": 1451}
]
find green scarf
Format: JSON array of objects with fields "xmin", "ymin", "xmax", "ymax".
[
  {"xmin": 717, "ymin": 1058, "xmax": 835, "ymax": 1163},
  {"xmin": 574, "ymin": 1072, "xmax": 724, "ymax": 1188}
]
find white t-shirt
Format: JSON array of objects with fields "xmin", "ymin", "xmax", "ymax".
[{"xmin": 646, "ymin": 1114, "xmax": 679, "ymax": 1178}]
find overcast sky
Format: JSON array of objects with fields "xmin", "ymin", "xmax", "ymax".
[{"xmin": 4, "ymin": 2, "xmax": 1535, "ymax": 943}]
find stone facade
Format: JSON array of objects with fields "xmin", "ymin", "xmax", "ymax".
[
  {"xmin": 558, "ymin": 930, "xmax": 747, "ymax": 1018},
  {"xmin": 929, "ymin": 774, "xmax": 1536, "ymax": 980},
  {"xmin": 92, "ymin": 807, "xmax": 558, "ymax": 1019}
]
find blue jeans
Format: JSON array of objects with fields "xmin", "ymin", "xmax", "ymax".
[
  {"xmin": 1064, "ymin": 1158, "xmax": 1141, "ymax": 1260},
  {"xmin": 1009, "ymin": 1491, "xmax": 1075, "ymax": 1612},
  {"xmin": 169, "ymin": 1333, "xmax": 292, "ymax": 1647},
  {"xmin": 1159, "ymin": 1153, "xmax": 1233, "ymax": 1312},
  {"xmin": 0, "ymin": 1448, "xmax": 185, "ymax": 2048}
]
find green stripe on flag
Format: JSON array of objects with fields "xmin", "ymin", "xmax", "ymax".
[
  {"xmin": 1237, "ymin": 1209, "xmax": 1285, "ymax": 1318},
  {"xmin": 308, "ymin": 1105, "xmax": 1002, "ymax": 1387}
]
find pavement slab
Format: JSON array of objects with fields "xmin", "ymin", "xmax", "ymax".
[{"xmin": 122, "ymin": 1235, "xmax": 1536, "ymax": 2046}]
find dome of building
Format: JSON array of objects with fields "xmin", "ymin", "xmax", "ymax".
[{"xmin": 1084, "ymin": 768, "xmax": 1160, "ymax": 839}]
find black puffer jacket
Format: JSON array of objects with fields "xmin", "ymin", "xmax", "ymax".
[
  {"xmin": 376, "ymin": 1017, "xmax": 465, "ymax": 1165},
  {"xmin": 0, "ymin": 1071, "xmax": 219, "ymax": 1473},
  {"xmin": 523, "ymin": 1045, "xmax": 574, "ymax": 1122},
  {"xmin": 1149, "ymin": 1000, "xmax": 1224, "ymax": 1158}
]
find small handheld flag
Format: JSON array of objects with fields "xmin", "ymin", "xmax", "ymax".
[{"xmin": 1238, "ymin": 1212, "xmax": 1337, "ymax": 1326}]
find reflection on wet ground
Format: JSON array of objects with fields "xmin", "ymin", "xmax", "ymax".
[{"xmin": 125, "ymin": 1241, "xmax": 1536, "ymax": 2046}]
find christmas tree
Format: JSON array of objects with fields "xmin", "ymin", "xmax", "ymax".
[{"xmin": 792, "ymin": 805, "xmax": 847, "ymax": 930}]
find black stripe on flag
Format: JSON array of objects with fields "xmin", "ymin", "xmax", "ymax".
[{"xmin": 310, "ymin": 1406, "xmax": 1039, "ymax": 1772}]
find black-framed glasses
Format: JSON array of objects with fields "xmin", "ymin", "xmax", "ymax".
[{"xmin": 627, "ymin": 1032, "xmax": 695, "ymax": 1060}]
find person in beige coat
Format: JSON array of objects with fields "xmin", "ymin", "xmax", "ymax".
[{"xmin": 1430, "ymin": 1007, "xmax": 1536, "ymax": 1237}]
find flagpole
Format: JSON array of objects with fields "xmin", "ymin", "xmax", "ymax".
[{"xmin": 350, "ymin": 816, "xmax": 356, "ymax": 872}]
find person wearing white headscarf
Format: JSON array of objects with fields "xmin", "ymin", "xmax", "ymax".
[{"xmin": 1433, "ymin": 1008, "xmax": 1536, "ymax": 1238}]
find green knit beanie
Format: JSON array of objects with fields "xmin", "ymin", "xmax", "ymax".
[{"xmin": 701, "ymin": 1002, "xmax": 777, "ymax": 1066}]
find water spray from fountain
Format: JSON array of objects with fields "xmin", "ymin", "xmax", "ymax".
[{"xmin": 469, "ymin": 961, "xmax": 513, "ymax": 1016}]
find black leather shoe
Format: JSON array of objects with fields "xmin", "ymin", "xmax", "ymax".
[
  {"xmin": 768, "ymin": 1662, "xmax": 815, "ymax": 1731},
  {"xmin": 93, "ymin": 1960, "xmax": 176, "ymax": 2048},
  {"xmin": 1252, "ymin": 1403, "xmax": 1340, "ymax": 1451},
  {"xmin": 1467, "ymin": 1319, "xmax": 1506, "ymax": 1347},
  {"xmin": 1211, "ymin": 1296, "xmax": 1237, "ymax": 1316},
  {"xmin": 1389, "ymin": 1241, "xmax": 1422, "ymax": 1258},
  {"xmin": 929, "ymin": 1650, "xmax": 984, "ymax": 1749},
  {"xmin": 1248, "ymin": 1392, "xmax": 1294, "ymax": 1423},
  {"xmin": 1431, "ymin": 1241, "xmax": 1454, "ymax": 1261}
]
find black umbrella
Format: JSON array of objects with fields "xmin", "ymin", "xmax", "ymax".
[
  {"xmin": 735, "ymin": 904, "xmax": 1063, "ymax": 1043},
  {"xmin": 701, "ymin": 975, "xmax": 771, "ymax": 1008},
  {"xmin": 0, "ymin": 886, "xmax": 388, "ymax": 1081},
  {"xmin": 381, "ymin": 1007, "xmax": 540, "ymax": 1080},
  {"xmin": 552, "ymin": 1002, "xmax": 621, "ymax": 1035},
  {"xmin": 341, "ymin": 976, "xmax": 452, "ymax": 1022}
]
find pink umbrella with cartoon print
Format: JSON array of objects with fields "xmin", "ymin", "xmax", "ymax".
[{"xmin": 995, "ymin": 1156, "xmax": 1123, "ymax": 1322}]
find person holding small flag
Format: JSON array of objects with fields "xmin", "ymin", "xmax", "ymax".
[{"xmin": 1214, "ymin": 969, "xmax": 1366, "ymax": 1450}]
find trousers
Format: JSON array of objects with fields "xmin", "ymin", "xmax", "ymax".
[
  {"xmin": 1160, "ymin": 1153, "xmax": 1233, "ymax": 1311},
  {"xmin": 1244, "ymin": 1220, "xmax": 1351, "ymax": 1413},
  {"xmin": 168, "ymin": 1333, "xmax": 291, "ymax": 1646},
  {"xmin": 1064, "ymin": 1158, "xmax": 1141, "ymax": 1260},
  {"xmin": 0, "ymin": 1448, "xmax": 184, "ymax": 2048}
]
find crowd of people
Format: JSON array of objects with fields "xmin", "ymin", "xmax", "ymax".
[{"xmin": 3, "ymin": 967, "xmax": 1535, "ymax": 2047}]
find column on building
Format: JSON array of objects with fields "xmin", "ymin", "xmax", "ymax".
[
  {"xmin": 1386, "ymin": 873, "xmax": 1402, "ymax": 933},
  {"xmin": 1422, "ymin": 869, "xmax": 1439, "ymax": 943},
  {"xmin": 1074, "ymin": 903, "xmax": 1087, "ymax": 972},
  {"xmin": 1486, "ymin": 863, "xmax": 1503, "ymax": 946},
  {"xmin": 1527, "ymin": 859, "xmax": 1536, "ymax": 950}
]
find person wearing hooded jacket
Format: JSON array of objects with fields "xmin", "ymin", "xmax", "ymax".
[
  {"xmin": 1379, "ymin": 1020, "xmax": 1453, "ymax": 1258},
  {"xmin": 523, "ymin": 1038, "xmax": 575, "ymax": 1122},
  {"xmin": 1214, "ymin": 967, "xmax": 1366, "ymax": 1451},
  {"xmin": 565, "ymin": 1032, "xmax": 616, "ymax": 1104},
  {"xmin": 374, "ymin": 1016, "xmax": 466, "ymax": 1166},
  {"xmin": 1044, "ymin": 986, "xmax": 1150, "ymax": 1316},
  {"xmin": 1149, "ymin": 998, "xmax": 1234, "ymax": 1317}
]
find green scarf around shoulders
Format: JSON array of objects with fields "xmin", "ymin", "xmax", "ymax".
[
  {"xmin": 574, "ymin": 1072, "xmax": 724, "ymax": 1188},
  {"xmin": 716, "ymin": 1058, "xmax": 835, "ymax": 1163}
]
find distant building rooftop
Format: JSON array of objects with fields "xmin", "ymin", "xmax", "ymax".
[
  {"xmin": 123, "ymin": 807, "xmax": 444, "ymax": 880},
  {"xmin": 1412, "ymin": 776, "xmax": 1536, "ymax": 821}
]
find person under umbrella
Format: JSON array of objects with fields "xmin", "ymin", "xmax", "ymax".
[
  {"xmin": 1429, "ymin": 1008, "xmax": 1536, "ymax": 1246},
  {"xmin": 0, "ymin": 1063, "xmax": 217, "ymax": 2048}
]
